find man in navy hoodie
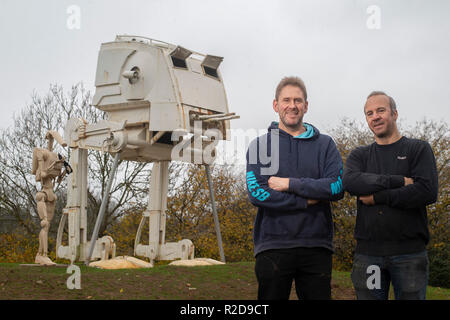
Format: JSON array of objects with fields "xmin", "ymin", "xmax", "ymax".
[{"xmin": 246, "ymin": 76, "xmax": 344, "ymax": 300}]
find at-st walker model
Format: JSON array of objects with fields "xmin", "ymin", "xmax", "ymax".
[{"xmin": 55, "ymin": 35, "xmax": 238, "ymax": 265}]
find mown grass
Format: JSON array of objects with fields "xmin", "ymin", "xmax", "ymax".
[{"xmin": 0, "ymin": 262, "xmax": 448, "ymax": 300}]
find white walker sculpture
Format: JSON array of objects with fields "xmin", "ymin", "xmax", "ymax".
[{"xmin": 52, "ymin": 35, "xmax": 238, "ymax": 266}]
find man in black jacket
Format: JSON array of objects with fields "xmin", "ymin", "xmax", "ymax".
[{"xmin": 343, "ymin": 91, "xmax": 438, "ymax": 300}]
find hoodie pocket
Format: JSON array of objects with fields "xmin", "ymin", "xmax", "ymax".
[
  {"xmin": 299, "ymin": 208, "xmax": 332, "ymax": 239},
  {"xmin": 261, "ymin": 207, "xmax": 331, "ymax": 240},
  {"xmin": 261, "ymin": 215, "xmax": 290, "ymax": 239}
]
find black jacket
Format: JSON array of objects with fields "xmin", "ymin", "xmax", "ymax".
[{"xmin": 343, "ymin": 136, "xmax": 438, "ymax": 256}]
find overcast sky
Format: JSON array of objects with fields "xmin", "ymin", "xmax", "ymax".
[{"xmin": 1, "ymin": 0, "xmax": 449, "ymax": 136}]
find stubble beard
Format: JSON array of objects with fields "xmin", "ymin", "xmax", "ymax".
[
  {"xmin": 280, "ymin": 112, "xmax": 303, "ymax": 131},
  {"xmin": 371, "ymin": 121, "xmax": 395, "ymax": 139}
]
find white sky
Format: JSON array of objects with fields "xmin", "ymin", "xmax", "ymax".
[{"xmin": 0, "ymin": 0, "xmax": 449, "ymax": 135}]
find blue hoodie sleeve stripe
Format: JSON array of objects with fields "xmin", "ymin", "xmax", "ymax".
[
  {"xmin": 330, "ymin": 170, "xmax": 343, "ymax": 195},
  {"xmin": 247, "ymin": 171, "xmax": 270, "ymax": 201},
  {"xmin": 246, "ymin": 140, "xmax": 308, "ymax": 211},
  {"xmin": 288, "ymin": 140, "xmax": 344, "ymax": 201}
]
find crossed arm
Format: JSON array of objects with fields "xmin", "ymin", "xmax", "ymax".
[
  {"xmin": 356, "ymin": 177, "xmax": 414, "ymax": 205},
  {"xmin": 246, "ymin": 138, "xmax": 344, "ymax": 210},
  {"xmin": 247, "ymin": 168, "xmax": 341, "ymax": 210},
  {"xmin": 277, "ymin": 139, "xmax": 345, "ymax": 203},
  {"xmin": 268, "ymin": 177, "xmax": 320, "ymax": 205},
  {"xmin": 342, "ymin": 145, "xmax": 438, "ymax": 208}
]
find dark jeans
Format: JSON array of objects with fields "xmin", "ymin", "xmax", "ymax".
[
  {"xmin": 255, "ymin": 247, "xmax": 332, "ymax": 300},
  {"xmin": 351, "ymin": 250, "xmax": 429, "ymax": 300}
]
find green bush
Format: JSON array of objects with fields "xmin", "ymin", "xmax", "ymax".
[{"xmin": 428, "ymin": 243, "xmax": 450, "ymax": 288}]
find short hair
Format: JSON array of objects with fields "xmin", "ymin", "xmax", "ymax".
[
  {"xmin": 366, "ymin": 91, "xmax": 397, "ymax": 114},
  {"xmin": 275, "ymin": 76, "xmax": 307, "ymax": 101}
]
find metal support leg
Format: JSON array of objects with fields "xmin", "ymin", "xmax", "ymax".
[
  {"xmin": 205, "ymin": 164, "xmax": 225, "ymax": 263},
  {"xmin": 56, "ymin": 147, "xmax": 88, "ymax": 263},
  {"xmin": 135, "ymin": 161, "xmax": 194, "ymax": 262},
  {"xmin": 134, "ymin": 161, "xmax": 169, "ymax": 262},
  {"xmin": 148, "ymin": 161, "xmax": 169, "ymax": 261},
  {"xmin": 85, "ymin": 152, "xmax": 120, "ymax": 265}
]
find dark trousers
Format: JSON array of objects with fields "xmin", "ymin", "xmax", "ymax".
[
  {"xmin": 255, "ymin": 247, "xmax": 332, "ymax": 300},
  {"xmin": 351, "ymin": 250, "xmax": 429, "ymax": 300}
]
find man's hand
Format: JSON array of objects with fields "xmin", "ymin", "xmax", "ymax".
[
  {"xmin": 404, "ymin": 177, "xmax": 414, "ymax": 186},
  {"xmin": 268, "ymin": 177, "xmax": 290, "ymax": 192},
  {"xmin": 307, "ymin": 199, "xmax": 319, "ymax": 206},
  {"xmin": 359, "ymin": 195, "xmax": 375, "ymax": 205}
]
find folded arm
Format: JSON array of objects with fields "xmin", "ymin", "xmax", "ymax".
[
  {"xmin": 246, "ymin": 151, "xmax": 308, "ymax": 212},
  {"xmin": 373, "ymin": 143, "xmax": 438, "ymax": 209},
  {"xmin": 342, "ymin": 147, "xmax": 405, "ymax": 196},
  {"xmin": 284, "ymin": 138, "xmax": 345, "ymax": 201}
]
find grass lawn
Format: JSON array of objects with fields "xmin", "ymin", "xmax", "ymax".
[{"xmin": 0, "ymin": 262, "xmax": 448, "ymax": 300}]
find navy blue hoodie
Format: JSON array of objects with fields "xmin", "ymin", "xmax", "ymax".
[{"xmin": 246, "ymin": 122, "xmax": 344, "ymax": 256}]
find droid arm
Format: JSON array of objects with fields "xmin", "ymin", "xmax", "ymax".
[
  {"xmin": 32, "ymin": 149, "xmax": 47, "ymax": 181},
  {"xmin": 45, "ymin": 130, "xmax": 71, "ymax": 182},
  {"xmin": 56, "ymin": 166, "xmax": 67, "ymax": 184},
  {"xmin": 33, "ymin": 131, "xmax": 67, "ymax": 180},
  {"xmin": 45, "ymin": 130, "xmax": 67, "ymax": 150}
]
